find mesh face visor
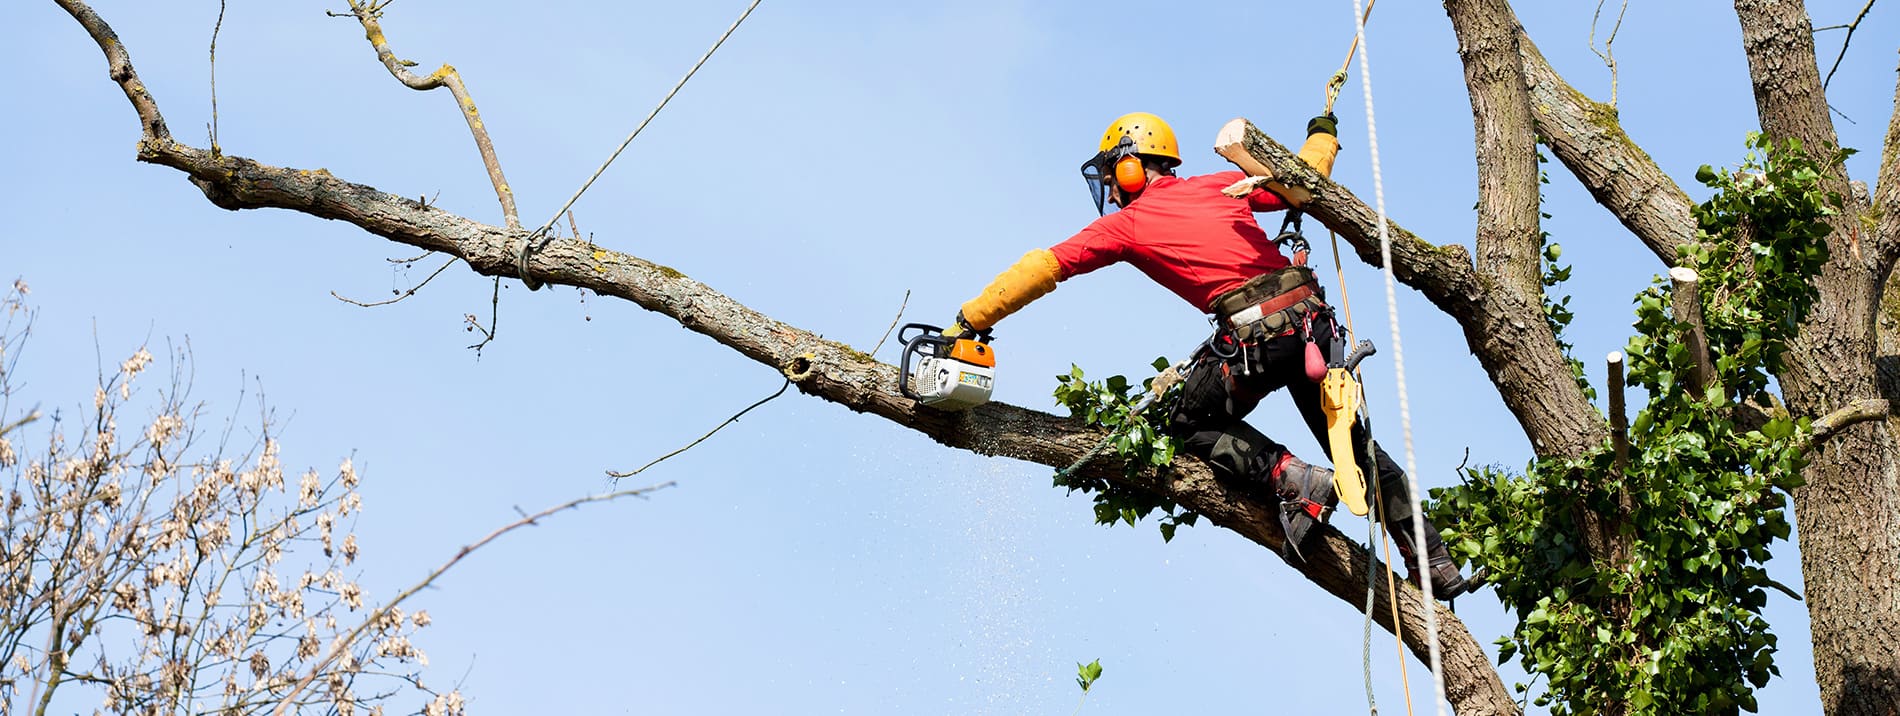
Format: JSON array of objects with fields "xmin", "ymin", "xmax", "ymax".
[{"xmin": 1079, "ymin": 136, "xmax": 1139, "ymax": 216}]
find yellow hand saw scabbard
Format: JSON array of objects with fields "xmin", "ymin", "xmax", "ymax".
[{"xmin": 1321, "ymin": 368, "xmax": 1371, "ymax": 516}]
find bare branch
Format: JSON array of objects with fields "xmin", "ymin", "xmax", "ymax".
[
  {"xmin": 340, "ymin": 0, "xmax": 518, "ymax": 229},
  {"xmin": 1819, "ymin": 0, "xmax": 1878, "ymax": 90},
  {"xmin": 868, "ymin": 289, "xmax": 910, "ymax": 357},
  {"xmin": 1515, "ymin": 27, "xmax": 1695, "ymax": 266},
  {"xmin": 607, "ymin": 380, "xmax": 790, "ymax": 478},
  {"xmin": 1805, "ymin": 398, "xmax": 1894, "ymax": 449},
  {"xmin": 272, "ymin": 481, "xmax": 676, "ymax": 714},
  {"xmin": 1588, "ymin": 0, "xmax": 1628, "ymax": 107},
  {"xmin": 464, "ymin": 278, "xmax": 500, "ymax": 355},
  {"xmin": 207, "ymin": 0, "xmax": 225, "ymax": 155},
  {"xmin": 0, "ymin": 409, "xmax": 39, "ymax": 438},
  {"xmin": 330, "ymin": 255, "xmax": 460, "ymax": 308}
]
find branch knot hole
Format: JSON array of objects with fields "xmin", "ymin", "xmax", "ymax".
[{"xmin": 783, "ymin": 353, "xmax": 817, "ymax": 382}]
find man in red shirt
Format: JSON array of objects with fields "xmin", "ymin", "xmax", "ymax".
[{"xmin": 953, "ymin": 112, "xmax": 1473, "ymax": 597}]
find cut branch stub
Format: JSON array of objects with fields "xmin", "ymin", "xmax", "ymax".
[
  {"xmin": 1608, "ymin": 351, "xmax": 1629, "ymax": 470},
  {"xmin": 1669, "ymin": 267, "xmax": 1716, "ymax": 394}
]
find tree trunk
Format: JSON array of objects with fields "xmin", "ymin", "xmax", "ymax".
[{"xmin": 1733, "ymin": 2, "xmax": 1900, "ymax": 713}]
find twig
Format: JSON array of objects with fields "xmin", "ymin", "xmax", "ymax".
[
  {"xmin": 608, "ymin": 379, "xmax": 791, "ymax": 478},
  {"xmin": 386, "ymin": 251, "xmax": 434, "ymax": 265},
  {"xmin": 1589, "ymin": 0, "xmax": 1628, "ymax": 108},
  {"xmin": 1820, "ymin": 0, "xmax": 1879, "ymax": 90},
  {"xmin": 869, "ymin": 290, "xmax": 911, "ymax": 357},
  {"xmin": 465, "ymin": 278, "xmax": 501, "ymax": 355},
  {"xmin": 270, "ymin": 480, "xmax": 676, "ymax": 715},
  {"xmin": 0, "ymin": 409, "xmax": 40, "ymax": 438},
  {"xmin": 341, "ymin": 0, "xmax": 518, "ymax": 229},
  {"xmin": 330, "ymin": 255, "xmax": 460, "ymax": 308},
  {"xmin": 207, "ymin": 0, "xmax": 225, "ymax": 155}
]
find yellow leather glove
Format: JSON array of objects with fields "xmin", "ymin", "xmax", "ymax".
[
  {"xmin": 1297, "ymin": 132, "xmax": 1340, "ymax": 179},
  {"xmin": 959, "ymin": 249, "xmax": 1062, "ymax": 331}
]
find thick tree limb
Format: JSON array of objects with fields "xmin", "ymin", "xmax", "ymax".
[
  {"xmin": 1443, "ymin": 0, "xmax": 1544, "ymax": 300},
  {"xmin": 51, "ymin": 1, "xmax": 1520, "ymax": 712},
  {"xmin": 1221, "ymin": 121, "xmax": 1606, "ymax": 459},
  {"xmin": 1514, "ymin": 27, "xmax": 1694, "ymax": 267},
  {"xmin": 1736, "ymin": 3, "xmax": 1900, "ymax": 713},
  {"xmin": 1876, "ymin": 53, "xmax": 1900, "ymax": 267}
]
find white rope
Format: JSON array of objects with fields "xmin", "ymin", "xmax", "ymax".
[{"xmin": 1347, "ymin": 1, "xmax": 1449, "ymax": 713}]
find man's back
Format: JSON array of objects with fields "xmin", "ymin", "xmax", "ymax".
[{"xmin": 1050, "ymin": 170, "xmax": 1293, "ymax": 312}]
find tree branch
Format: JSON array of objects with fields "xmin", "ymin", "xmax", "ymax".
[
  {"xmin": 1876, "ymin": 50, "xmax": 1900, "ymax": 266},
  {"xmin": 1805, "ymin": 397, "xmax": 1894, "ymax": 449},
  {"xmin": 53, "ymin": 1, "xmax": 1520, "ymax": 713},
  {"xmin": 273, "ymin": 481, "xmax": 676, "ymax": 714},
  {"xmin": 1444, "ymin": 0, "xmax": 1545, "ymax": 300},
  {"xmin": 340, "ymin": 0, "xmax": 519, "ymax": 229},
  {"xmin": 1515, "ymin": 17, "xmax": 1695, "ymax": 267}
]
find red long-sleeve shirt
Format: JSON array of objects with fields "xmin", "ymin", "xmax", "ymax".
[{"xmin": 1049, "ymin": 171, "xmax": 1293, "ymax": 311}]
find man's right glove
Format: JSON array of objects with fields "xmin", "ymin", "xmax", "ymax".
[
  {"xmin": 1298, "ymin": 114, "xmax": 1341, "ymax": 179},
  {"xmin": 1307, "ymin": 113, "xmax": 1339, "ymax": 137}
]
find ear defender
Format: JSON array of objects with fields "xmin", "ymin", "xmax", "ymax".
[{"xmin": 1114, "ymin": 155, "xmax": 1147, "ymax": 193}]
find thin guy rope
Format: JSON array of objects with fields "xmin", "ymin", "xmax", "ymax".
[{"xmin": 529, "ymin": 0, "xmax": 764, "ymax": 241}]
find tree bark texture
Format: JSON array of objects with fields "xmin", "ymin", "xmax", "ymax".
[
  {"xmin": 50, "ymin": 1, "xmax": 1522, "ymax": 713},
  {"xmin": 1734, "ymin": 2, "xmax": 1900, "ymax": 714}
]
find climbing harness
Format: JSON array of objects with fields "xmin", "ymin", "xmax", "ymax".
[{"xmin": 516, "ymin": 0, "xmax": 765, "ymax": 290}]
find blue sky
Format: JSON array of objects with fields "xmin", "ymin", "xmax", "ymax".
[{"xmin": 5, "ymin": 1, "xmax": 1895, "ymax": 713}]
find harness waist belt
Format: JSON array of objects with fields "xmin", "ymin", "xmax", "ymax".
[{"xmin": 1224, "ymin": 285, "xmax": 1316, "ymax": 327}]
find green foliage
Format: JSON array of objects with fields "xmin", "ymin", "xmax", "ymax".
[
  {"xmin": 1429, "ymin": 133, "xmax": 1844, "ymax": 714},
  {"xmin": 1075, "ymin": 659, "xmax": 1103, "ymax": 692},
  {"xmin": 1051, "ymin": 359, "xmax": 1198, "ymax": 542},
  {"xmin": 1071, "ymin": 659, "xmax": 1104, "ymax": 716},
  {"xmin": 1537, "ymin": 144, "xmax": 1595, "ymax": 403}
]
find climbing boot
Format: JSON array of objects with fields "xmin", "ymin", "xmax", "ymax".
[
  {"xmin": 1390, "ymin": 520, "xmax": 1482, "ymax": 600},
  {"xmin": 1270, "ymin": 455, "xmax": 1338, "ymax": 561}
]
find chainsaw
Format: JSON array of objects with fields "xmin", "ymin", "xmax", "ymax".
[{"xmin": 897, "ymin": 323, "xmax": 996, "ymax": 410}]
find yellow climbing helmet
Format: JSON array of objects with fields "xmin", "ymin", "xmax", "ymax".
[
  {"xmin": 1081, "ymin": 112, "xmax": 1182, "ymax": 214},
  {"xmin": 1098, "ymin": 112, "xmax": 1180, "ymax": 164}
]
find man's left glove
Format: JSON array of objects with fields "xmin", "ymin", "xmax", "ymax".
[
  {"xmin": 1307, "ymin": 113, "xmax": 1339, "ymax": 137},
  {"xmin": 943, "ymin": 312, "xmax": 975, "ymax": 338}
]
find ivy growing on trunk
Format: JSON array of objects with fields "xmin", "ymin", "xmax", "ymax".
[{"xmin": 1428, "ymin": 134, "xmax": 1848, "ymax": 714}]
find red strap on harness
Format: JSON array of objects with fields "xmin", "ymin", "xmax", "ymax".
[
  {"xmin": 1225, "ymin": 285, "xmax": 1317, "ymax": 328},
  {"xmin": 1301, "ymin": 499, "xmax": 1326, "ymax": 519}
]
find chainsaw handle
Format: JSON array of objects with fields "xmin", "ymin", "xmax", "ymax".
[
  {"xmin": 896, "ymin": 328, "xmax": 943, "ymax": 400},
  {"xmin": 1339, "ymin": 339, "xmax": 1377, "ymax": 372}
]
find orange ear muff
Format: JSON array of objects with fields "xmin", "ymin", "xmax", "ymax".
[{"xmin": 1114, "ymin": 156, "xmax": 1147, "ymax": 194}]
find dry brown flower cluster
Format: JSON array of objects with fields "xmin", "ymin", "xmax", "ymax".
[{"xmin": 0, "ymin": 284, "xmax": 464, "ymax": 716}]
